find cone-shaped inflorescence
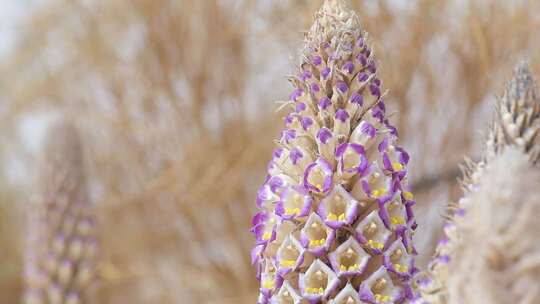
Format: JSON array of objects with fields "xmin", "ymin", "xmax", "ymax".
[
  {"xmin": 485, "ymin": 62, "xmax": 540, "ymax": 164},
  {"xmin": 251, "ymin": 1, "xmax": 419, "ymax": 303},
  {"xmin": 419, "ymin": 62, "xmax": 540, "ymax": 304},
  {"xmin": 24, "ymin": 120, "xmax": 97, "ymax": 304}
]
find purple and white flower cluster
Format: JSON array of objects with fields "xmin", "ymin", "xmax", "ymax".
[
  {"xmin": 23, "ymin": 122, "xmax": 97, "ymax": 304},
  {"xmin": 251, "ymin": 1, "xmax": 418, "ymax": 303}
]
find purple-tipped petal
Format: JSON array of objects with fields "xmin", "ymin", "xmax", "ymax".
[{"xmin": 304, "ymin": 157, "xmax": 334, "ymax": 193}]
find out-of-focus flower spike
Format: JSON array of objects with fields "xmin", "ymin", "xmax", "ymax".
[
  {"xmin": 23, "ymin": 120, "xmax": 97, "ymax": 304},
  {"xmin": 252, "ymin": 0, "xmax": 418, "ymax": 302},
  {"xmin": 419, "ymin": 62, "xmax": 540, "ymax": 303},
  {"xmin": 486, "ymin": 61, "xmax": 540, "ymax": 163}
]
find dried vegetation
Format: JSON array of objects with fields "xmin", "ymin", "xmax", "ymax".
[{"xmin": 0, "ymin": 0, "xmax": 539, "ymax": 303}]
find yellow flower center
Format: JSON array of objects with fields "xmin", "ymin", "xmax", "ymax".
[
  {"xmin": 367, "ymin": 239, "xmax": 384, "ymax": 250},
  {"xmin": 403, "ymin": 191, "xmax": 414, "ymax": 200},
  {"xmin": 391, "ymin": 162, "xmax": 403, "ymax": 171},
  {"xmin": 306, "ymin": 287, "xmax": 324, "ymax": 295},
  {"xmin": 390, "ymin": 216, "xmax": 405, "ymax": 225}
]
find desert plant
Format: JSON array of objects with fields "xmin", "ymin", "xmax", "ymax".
[
  {"xmin": 419, "ymin": 62, "xmax": 540, "ymax": 303},
  {"xmin": 23, "ymin": 120, "xmax": 97, "ymax": 304},
  {"xmin": 251, "ymin": 1, "xmax": 420, "ymax": 303}
]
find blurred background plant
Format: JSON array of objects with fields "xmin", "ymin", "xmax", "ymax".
[{"xmin": 0, "ymin": 0, "xmax": 539, "ymax": 303}]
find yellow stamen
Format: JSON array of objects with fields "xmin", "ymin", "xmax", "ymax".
[
  {"xmin": 262, "ymin": 280, "xmax": 275, "ymax": 289},
  {"xmin": 392, "ymin": 162, "xmax": 403, "ymax": 171},
  {"xmin": 309, "ymin": 238, "xmax": 326, "ymax": 247},
  {"xmin": 306, "ymin": 287, "xmax": 324, "ymax": 295},
  {"xmin": 338, "ymin": 213, "xmax": 346, "ymax": 221},
  {"xmin": 285, "ymin": 207, "xmax": 301, "ymax": 215},
  {"xmin": 348, "ymin": 263, "xmax": 359, "ymax": 271},
  {"xmin": 403, "ymin": 191, "xmax": 414, "ymax": 200},
  {"xmin": 372, "ymin": 188, "xmax": 387, "ymax": 198},
  {"xmin": 394, "ymin": 263, "xmax": 408, "ymax": 273},
  {"xmin": 340, "ymin": 264, "xmax": 347, "ymax": 271},
  {"xmin": 327, "ymin": 213, "xmax": 338, "ymax": 221},
  {"xmin": 280, "ymin": 259, "xmax": 296, "ymax": 267},
  {"xmin": 262, "ymin": 232, "xmax": 272, "ymax": 240},
  {"xmin": 390, "ymin": 216, "xmax": 405, "ymax": 225},
  {"xmin": 374, "ymin": 294, "xmax": 390, "ymax": 303},
  {"xmin": 367, "ymin": 239, "xmax": 384, "ymax": 250}
]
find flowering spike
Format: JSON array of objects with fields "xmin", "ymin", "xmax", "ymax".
[
  {"xmin": 251, "ymin": 1, "xmax": 418, "ymax": 302},
  {"xmin": 486, "ymin": 61, "xmax": 540, "ymax": 163},
  {"xmin": 23, "ymin": 120, "xmax": 97, "ymax": 304},
  {"xmin": 419, "ymin": 63, "xmax": 540, "ymax": 303}
]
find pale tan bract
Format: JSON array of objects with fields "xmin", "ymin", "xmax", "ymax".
[{"xmin": 420, "ymin": 63, "xmax": 540, "ymax": 304}]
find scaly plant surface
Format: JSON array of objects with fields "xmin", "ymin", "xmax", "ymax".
[
  {"xmin": 251, "ymin": 1, "xmax": 419, "ymax": 303},
  {"xmin": 23, "ymin": 121, "xmax": 97, "ymax": 304},
  {"xmin": 2, "ymin": 0, "xmax": 540, "ymax": 303},
  {"xmin": 419, "ymin": 63, "xmax": 540, "ymax": 303}
]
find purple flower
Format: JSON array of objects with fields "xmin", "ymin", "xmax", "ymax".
[
  {"xmin": 290, "ymin": 88, "xmax": 304, "ymax": 101},
  {"xmin": 299, "ymin": 260, "xmax": 340, "ymax": 302},
  {"xmin": 383, "ymin": 239, "xmax": 415, "ymax": 278},
  {"xmin": 317, "ymin": 184, "xmax": 359, "ymax": 228},
  {"xmin": 318, "ymin": 97, "xmax": 332, "ymax": 111},
  {"xmin": 304, "ymin": 157, "xmax": 334, "ymax": 193},
  {"xmin": 321, "ymin": 67, "xmax": 331, "ymax": 79},
  {"xmin": 336, "ymin": 143, "xmax": 368, "ymax": 176},
  {"xmin": 275, "ymin": 186, "xmax": 312, "ymax": 220},
  {"xmin": 354, "ymin": 210, "xmax": 392, "ymax": 254},
  {"xmin": 328, "ymin": 237, "xmax": 370, "ymax": 277},
  {"xmin": 343, "ymin": 61, "xmax": 355, "ymax": 74},
  {"xmin": 337, "ymin": 81, "xmax": 348, "ymax": 93},
  {"xmin": 350, "ymin": 93, "xmax": 363, "ymax": 106},
  {"xmin": 312, "ymin": 55, "xmax": 323, "ymax": 66},
  {"xmin": 300, "ymin": 213, "xmax": 335, "ymax": 256},
  {"xmin": 276, "ymin": 235, "xmax": 305, "ymax": 276},
  {"xmin": 359, "ymin": 267, "xmax": 403, "ymax": 304}
]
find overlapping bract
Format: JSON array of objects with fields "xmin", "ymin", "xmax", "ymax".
[
  {"xmin": 24, "ymin": 121, "xmax": 97, "ymax": 304},
  {"xmin": 251, "ymin": 1, "xmax": 418, "ymax": 303},
  {"xmin": 419, "ymin": 63, "xmax": 540, "ymax": 304}
]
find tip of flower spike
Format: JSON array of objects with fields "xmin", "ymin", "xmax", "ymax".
[
  {"xmin": 321, "ymin": 0, "xmax": 351, "ymax": 14},
  {"xmin": 508, "ymin": 61, "xmax": 537, "ymax": 102},
  {"xmin": 487, "ymin": 61, "xmax": 540, "ymax": 163},
  {"xmin": 41, "ymin": 119, "xmax": 85, "ymax": 182}
]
